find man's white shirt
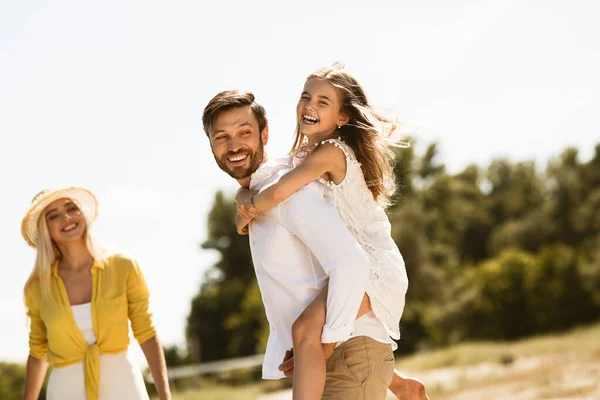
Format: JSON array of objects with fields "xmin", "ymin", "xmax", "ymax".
[{"xmin": 247, "ymin": 156, "xmax": 393, "ymax": 379}]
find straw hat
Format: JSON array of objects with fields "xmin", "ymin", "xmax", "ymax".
[{"xmin": 21, "ymin": 186, "xmax": 98, "ymax": 248}]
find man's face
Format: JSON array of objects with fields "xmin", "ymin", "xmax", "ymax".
[{"xmin": 208, "ymin": 106, "xmax": 268, "ymax": 180}]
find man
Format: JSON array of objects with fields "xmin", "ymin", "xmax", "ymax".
[{"xmin": 203, "ymin": 90, "xmax": 427, "ymax": 399}]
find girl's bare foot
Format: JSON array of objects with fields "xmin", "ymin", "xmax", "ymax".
[{"xmin": 389, "ymin": 370, "xmax": 429, "ymax": 400}]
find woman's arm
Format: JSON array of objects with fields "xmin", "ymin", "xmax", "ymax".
[
  {"xmin": 23, "ymin": 285, "xmax": 49, "ymax": 400},
  {"xmin": 140, "ymin": 336, "xmax": 171, "ymax": 400},
  {"xmin": 23, "ymin": 355, "xmax": 48, "ymax": 400},
  {"xmin": 125, "ymin": 259, "xmax": 171, "ymax": 399},
  {"xmin": 251, "ymin": 143, "xmax": 345, "ymax": 212}
]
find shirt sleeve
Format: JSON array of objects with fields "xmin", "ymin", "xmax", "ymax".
[
  {"xmin": 25, "ymin": 284, "xmax": 48, "ymax": 360},
  {"xmin": 278, "ymin": 184, "xmax": 370, "ymax": 343},
  {"xmin": 126, "ymin": 259, "xmax": 157, "ymax": 344}
]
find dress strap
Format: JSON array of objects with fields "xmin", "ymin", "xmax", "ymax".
[{"xmin": 318, "ymin": 137, "xmax": 355, "ymax": 161}]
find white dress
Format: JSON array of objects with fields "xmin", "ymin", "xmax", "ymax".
[
  {"xmin": 294, "ymin": 137, "xmax": 409, "ymax": 340},
  {"xmin": 46, "ymin": 303, "xmax": 149, "ymax": 400}
]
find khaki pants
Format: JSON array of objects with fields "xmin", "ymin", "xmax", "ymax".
[{"xmin": 322, "ymin": 336, "xmax": 395, "ymax": 400}]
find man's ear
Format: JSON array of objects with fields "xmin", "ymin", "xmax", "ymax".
[{"xmin": 261, "ymin": 125, "xmax": 269, "ymax": 145}]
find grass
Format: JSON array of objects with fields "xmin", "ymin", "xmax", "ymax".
[
  {"xmin": 396, "ymin": 321, "xmax": 600, "ymax": 371},
  {"xmin": 398, "ymin": 322, "xmax": 600, "ymax": 399},
  {"xmin": 166, "ymin": 383, "xmax": 264, "ymax": 400},
  {"xmin": 158, "ymin": 321, "xmax": 600, "ymax": 400}
]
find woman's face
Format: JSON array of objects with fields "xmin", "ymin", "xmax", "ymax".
[{"xmin": 42, "ymin": 198, "xmax": 87, "ymax": 245}]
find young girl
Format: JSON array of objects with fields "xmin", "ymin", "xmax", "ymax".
[
  {"xmin": 236, "ymin": 65, "xmax": 426, "ymax": 399},
  {"xmin": 21, "ymin": 186, "xmax": 171, "ymax": 400}
]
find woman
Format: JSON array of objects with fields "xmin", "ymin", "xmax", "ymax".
[{"xmin": 21, "ymin": 186, "xmax": 171, "ymax": 400}]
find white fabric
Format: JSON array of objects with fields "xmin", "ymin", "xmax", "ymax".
[
  {"xmin": 71, "ymin": 303, "xmax": 96, "ymax": 345},
  {"xmin": 298, "ymin": 138, "xmax": 409, "ymax": 340},
  {"xmin": 348, "ymin": 312, "xmax": 395, "ymax": 348},
  {"xmin": 46, "ymin": 304, "xmax": 149, "ymax": 400},
  {"xmin": 248, "ymin": 156, "xmax": 391, "ymax": 380}
]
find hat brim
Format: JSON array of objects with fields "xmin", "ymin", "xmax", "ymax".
[{"xmin": 21, "ymin": 187, "xmax": 98, "ymax": 249}]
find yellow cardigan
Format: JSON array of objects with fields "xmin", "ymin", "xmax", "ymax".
[{"xmin": 25, "ymin": 254, "xmax": 157, "ymax": 400}]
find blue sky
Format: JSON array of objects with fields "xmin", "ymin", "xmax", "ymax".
[{"xmin": 1, "ymin": 0, "xmax": 598, "ymax": 366}]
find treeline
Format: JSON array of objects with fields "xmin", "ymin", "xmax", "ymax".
[
  {"xmin": 185, "ymin": 142, "xmax": 600, "ymax": 362},
  {"xmin": 0, "ymin": 362, "xmax": 45, "ymax": 400}
]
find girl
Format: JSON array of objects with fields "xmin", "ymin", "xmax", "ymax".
[
  {"xmin": 236, "ymin": 65, "xmax": 426, "ymax": 399},
  {"xmin": 21, "ymin": 186, "xmax": 171, "ymax": 400}
]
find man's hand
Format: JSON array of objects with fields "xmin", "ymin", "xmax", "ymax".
[
  {"xmin": 321, "ymin": 342, "xmax": 336, "ymax": 360},
  {"xmin": 278, "ymin": 349, "xmax": 295, "ymax": 377},
  {"xmin": 278, "ymin": 343, "xmax": 337, "ymax": 378}
]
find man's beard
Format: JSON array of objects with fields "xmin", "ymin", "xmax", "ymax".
[{"xmin": 216, "ymin": 139, "xmax": 265, "ymax": 180}]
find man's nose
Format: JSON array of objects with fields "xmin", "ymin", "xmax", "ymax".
[{"xmin": 228, "ymin": 136, "xmax": 243, "ymax": 153}]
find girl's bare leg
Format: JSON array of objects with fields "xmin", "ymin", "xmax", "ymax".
[
  {"xmin": 290, "ymin": 287, "xmax": 372, "ymax": 399},
  {"xmin": 291, "ymin": 288, "xmax": 328, "ymax": 400}
]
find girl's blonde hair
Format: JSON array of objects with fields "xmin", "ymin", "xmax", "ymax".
[
  {"xmin": 23, "ymin": 200, "xmax": 106, "ymax": 303},
  {"xmin": 291, "ymin": 63, "xmax": 408, "ymax": 208}
]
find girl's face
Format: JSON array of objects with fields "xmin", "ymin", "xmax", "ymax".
[
  {"xmin": 43, "ymin": 198, "xmax": 87, "ymax": 245},
  {"xmin": 296, "ymin": 78, "xmax": 349, "ymax": 143}
]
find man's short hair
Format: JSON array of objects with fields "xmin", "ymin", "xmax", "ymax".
[{"xmin": 202, "ymin": 90, "xmax": 268, "ymax": 136}]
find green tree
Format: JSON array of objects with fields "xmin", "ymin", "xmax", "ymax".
[
  {"xmin": 430, "ymin": 245, "xmax": 598, "ymax": 343},
  {"xmin": 0, "ymin": 362, "xmax": 45, "ymax": 400},
  {"xmin": 186, "ymin": 141, "xmax": 600, "ymax": 361},
  {"xmin": 186, "ymin": 191, "xmax": 267, "ymax": 362}
]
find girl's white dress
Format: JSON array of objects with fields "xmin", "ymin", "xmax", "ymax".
[
  {"xmin": 46, "ymin": 303, "xmax": 149, "ymax": 400},
  {"xmin": 294, "ymin": 137, "xmax": 409, "ymax": 340}
]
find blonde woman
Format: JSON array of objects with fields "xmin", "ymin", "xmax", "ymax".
[{"xmin": 21, "ymin": 187, "xmax": 171, "ymax": 400}]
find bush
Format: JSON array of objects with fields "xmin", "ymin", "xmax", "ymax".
[
  {"xmin": 430, "ymin": 245, "xmax": 598, "ymax": 343},
  {"xmin": 0, "ymin": 362, "xmax": 45, "ymax": 400}
]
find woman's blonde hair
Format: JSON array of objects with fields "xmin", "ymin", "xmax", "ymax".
[
  {"xmin": 23, "ymin": 200, "xmax": 106, "ymax": 303},
  {"xmin": 291, "ymin": 63, "xmax": 409, "ymax": 208}
]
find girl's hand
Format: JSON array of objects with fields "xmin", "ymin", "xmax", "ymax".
[
  {"xmin": 235, "ymin": 214, "xmax": 251, "ymax": 235},
  {"xmin": 235, "ymin": 189, "xmax": 260, "ymax": 222}
]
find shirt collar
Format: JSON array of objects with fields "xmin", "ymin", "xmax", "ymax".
[
  {"xmin": 51, "ymin": 258, "xmax": 104, "ymax": 277},
  {"xmin": 249, "ymin": 156, "xmax": 292, "ymax": 190}
]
